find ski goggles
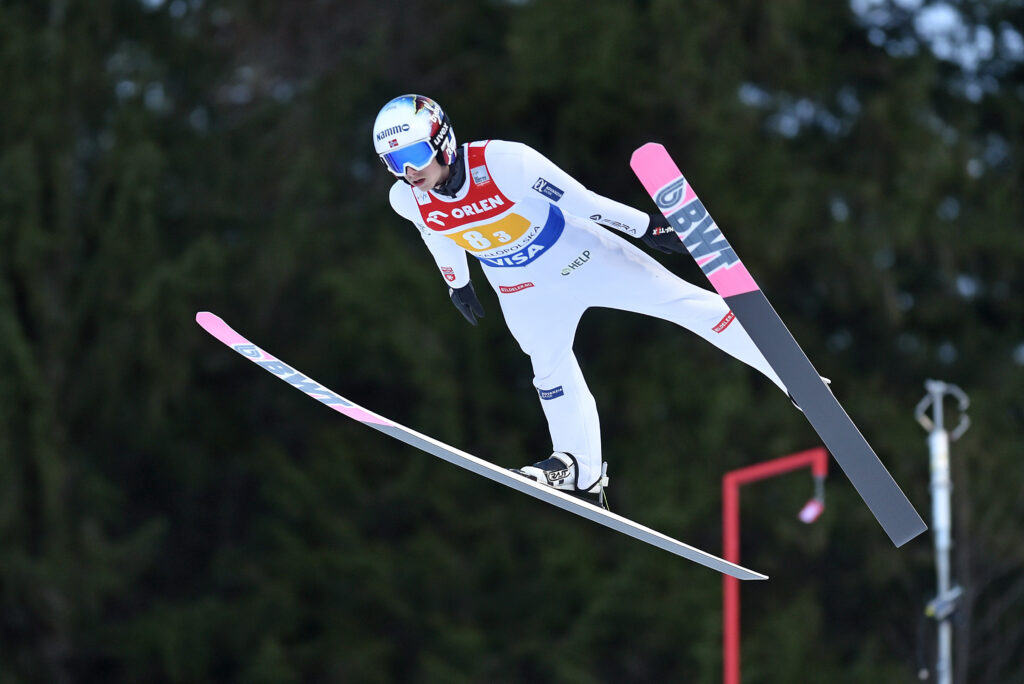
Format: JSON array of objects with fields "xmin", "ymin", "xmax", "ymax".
[{"xmin": 379, "ymin": 141, "xmax": 435, "ymax": 175}]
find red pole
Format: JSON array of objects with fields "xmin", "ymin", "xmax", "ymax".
[
  {"xmin": 726, "ymin": 448, "xmax": 828, "ymax": 486},
  {"xmin": 722, "ymin": 448, "xmax": 828, "ymax": 684},
  {"xmin": 723, "ymin": 474, "xmax": 741, "ymax": 684}
]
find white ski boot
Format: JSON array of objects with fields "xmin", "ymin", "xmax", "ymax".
[{"xmin": 512, "ymin": 452, "xmax": 610, "ymax": 510}]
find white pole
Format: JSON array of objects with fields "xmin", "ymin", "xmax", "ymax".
[{"xmin": 915, "ymin": 380, "xmax": 969, "ymax": 684}]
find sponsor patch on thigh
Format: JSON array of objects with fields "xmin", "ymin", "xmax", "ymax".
[
  {"xmin": 538, "ymin": 386, "xmax": 564, "ymax": 400},
  {"xmin": 499, "ymin": 282, "xmax": 535, "ymax": 294},
  {"xmin": 713, "ymin": 310, "xmax": 735, "ymax": 333}
]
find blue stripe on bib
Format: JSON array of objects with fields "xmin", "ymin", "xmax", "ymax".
[{"xmin": 478, "ymin": 205, "xmax": 564, "ymax": 268}]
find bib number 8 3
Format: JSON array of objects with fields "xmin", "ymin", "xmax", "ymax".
[
  {"xmin": 462, "ymin": 230, "xmax": 491, "ymax": 250},
  {"xmin": 460, "ymin": 230, "xmax": 512, "ymax": 250}
]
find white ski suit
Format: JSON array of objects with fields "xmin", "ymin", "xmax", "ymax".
[{"xmin": 388, "ymin": 140, "xmax": 785, "ymax": 488}]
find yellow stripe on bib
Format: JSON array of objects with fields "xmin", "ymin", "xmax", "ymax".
[{"xmin": 448, "ymin": 213, "xmax": 531, "ymax": 252}]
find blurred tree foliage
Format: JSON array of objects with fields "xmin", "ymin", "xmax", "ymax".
[{"xmin": 1, "ymin": 0, "xmax": 1022, "ymax": 682}]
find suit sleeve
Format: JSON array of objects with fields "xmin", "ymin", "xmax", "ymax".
[
  {"xmin": 388, "ymin": 182, "xmax": 471, "ymax": 288},
  {"xmin": 492, "ymin": 142, "xmax": 651, "ymax": 237}
]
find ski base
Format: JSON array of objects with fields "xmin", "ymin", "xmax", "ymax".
[
  {"xmin": 630, "ymin": 143, "xmax": 927, "ymax": 547},
  {"xmin": 196, "ymin": 311, "xmax": 767, "ymax": 580},
  {"xmin": 728, "ymin": 290, "xmax": 927, "ymax": 546}
]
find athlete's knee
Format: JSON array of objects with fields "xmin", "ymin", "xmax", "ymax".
[{"xmin": 530, "ymin": 348, "xmax": 575, "ymax": 384}]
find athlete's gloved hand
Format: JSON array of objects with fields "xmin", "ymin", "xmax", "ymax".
[
  {"xmin": 641, "ymin": 213, "xmax": 686, "ymax": 254},
  {"xmin": 449, "ymin": 282, "xmax": 485, "ymax": 326}
]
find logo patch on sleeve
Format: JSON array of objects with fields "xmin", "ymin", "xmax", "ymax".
[
  {"xmin": 538, "ymin": 386, "xmax": 564, "ymax": 400},
  {"xmin": 532, "ymin": 178, "xmax": 564, "ymax": 201}
]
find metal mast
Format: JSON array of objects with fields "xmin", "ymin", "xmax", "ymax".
[{"xmin": 914, "ymin": 380, "xmax": 970, "ymax": 684}]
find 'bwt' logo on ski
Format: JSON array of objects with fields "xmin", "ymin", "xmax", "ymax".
[
  {"xmin": 234, "ymin": 345, "xmax": 349, "ymax": 408},
  {"xmin": 654, "ymin": 178, "xmax": 739, "ymax": 276}
]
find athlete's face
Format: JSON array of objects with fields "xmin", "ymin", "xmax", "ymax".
[{"xmin": 404, "ymin": 158, "xmax": 449, "ymax": 190}]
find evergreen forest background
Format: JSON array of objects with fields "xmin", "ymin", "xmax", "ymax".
[{"xmin": 2, "ymin": 1, "xmax": 1023, "ymax": 682}]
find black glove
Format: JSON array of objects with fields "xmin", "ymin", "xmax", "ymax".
[
  {"xmin": 449, "ymin": 282, "xmax": 485, "ymax": 326},
  {"xmin": 641, "ymin": 213, "xmax": 686, "ymax": 254}
]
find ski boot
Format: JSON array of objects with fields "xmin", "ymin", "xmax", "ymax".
[{"xmin": 512, "ymin": 452, "xmax": 610, "ymax": 510}]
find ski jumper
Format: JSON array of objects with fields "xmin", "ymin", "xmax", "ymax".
[{"xmin": 388, "ymin": 140, "xmax": 786, "ymax": 488}]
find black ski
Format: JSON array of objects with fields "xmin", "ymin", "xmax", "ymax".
[{"xmin": 631, "ymin": 143, "xmax": 926, "ymax": 547}]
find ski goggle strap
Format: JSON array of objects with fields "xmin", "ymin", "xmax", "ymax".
[{"xmin": 380, "ymin": 141, "xmax": 435, "ymax": 175}]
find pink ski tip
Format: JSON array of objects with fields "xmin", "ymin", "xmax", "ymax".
[
  {"xmin": 630, "ymin": 141, "xmax": 667, "ymax": 164},
  {"xmin": 196, "ymin": 311, "xmax": 219, "ymax": 326},
  {"xmin": 196, "ymin": 311, "xmax": 250, "ymax": 348},
  {"xmin": 630, "ymin": 143, "xmax": 683, "ymax": 197}
]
